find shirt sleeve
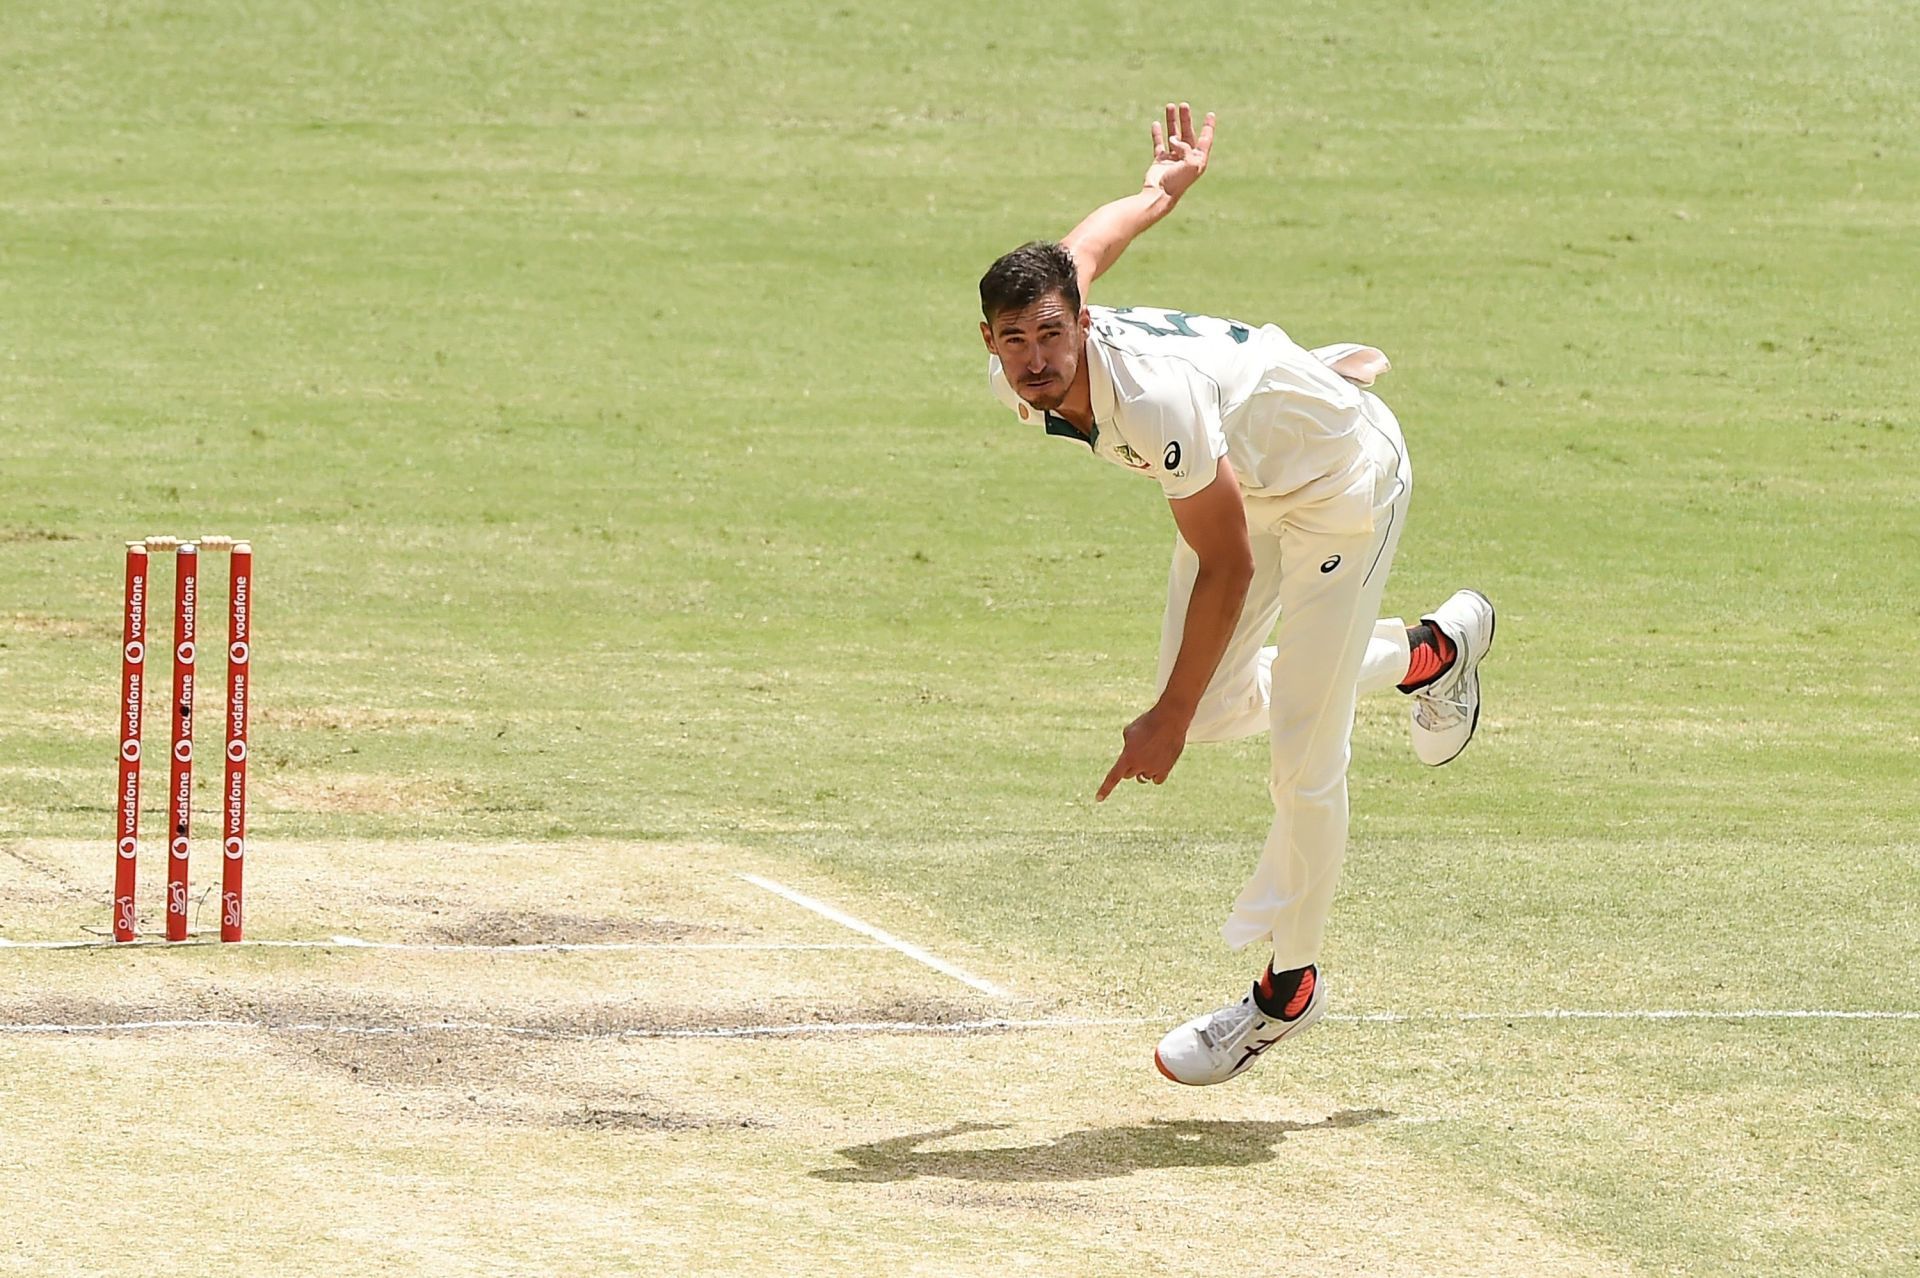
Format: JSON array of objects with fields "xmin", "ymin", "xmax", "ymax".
[{"xmin": 1115, "ymin": 359, "xmax": 1229, "ymax": 501}]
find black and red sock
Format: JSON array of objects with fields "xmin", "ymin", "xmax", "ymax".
[
  {"xmin": 1253, "ymin": 963, "xmax": 1317, "ymax": 1020},
  {"xmin": 1398, "ymin": 622, "xmax": 1456, "ymax": 693}
]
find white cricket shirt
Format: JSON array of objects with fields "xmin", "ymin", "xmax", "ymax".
[{"xmin": 987, "ymin": 305, "xmax": 1376, "ymax": 505}]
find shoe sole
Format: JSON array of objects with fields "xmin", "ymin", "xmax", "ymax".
[{"xmin": 1427, "ymin": 589, "xmax": 1495, "ymax": 769}]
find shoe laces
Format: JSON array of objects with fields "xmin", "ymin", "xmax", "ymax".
[
  {"xmin": 1197, "ymin": 996, "xmax": 1263, "ymax": 1051},
  {"xmin": 1412, "ymin": 683, "xmax": 1470, "ymax": 730}
]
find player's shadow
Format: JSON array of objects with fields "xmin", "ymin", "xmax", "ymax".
[{"xmin": 811, "ymin": 1110, "xmax": 1391, "ymax": 1184}]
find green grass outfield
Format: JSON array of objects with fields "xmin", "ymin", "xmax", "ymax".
[{"xmin": 2, "ymin": 2, "xmax": 1917, "ymax": 1274}]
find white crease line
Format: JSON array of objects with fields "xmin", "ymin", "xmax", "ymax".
[
  {"xmin": 736, "ymin": 873, "xmax": 1014, "ymax": 1001},
  {"xmin": 3, "ymin": 1020, "xmax": 264, "ymax": 1035},
  {"xmin": 306, "ymin": 937, "xmax": 883, "ymax": 954},
  {"xmin": 0, "ymin": 1016, "xmax": 1153, "ymax": 1040},
  {"xmin": 1336, "ymin": 1009, "xmax": 1920, "ymax": 1023},
  {"xmin": 0, "ymin": 936, "xmax": 885, "ymax": 954},
  {"xmin": 4, "ymin": 1010, "xmax": 1919, "ymax": 1041}
]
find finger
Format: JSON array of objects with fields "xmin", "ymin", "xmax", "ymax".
[
  {"xmin": 1150, "ymin": 119, "xmax": 1165, "ymax": 156},
  {"xmin": 1197, "ymin": 111, "xmax": 1216, "ymax": 155},
  {"xmin": 1097, "ymin": 758, "xmax": 1128, "ymax": 802},
  {"xmin": 1164, "ymin": 102, "xmax": 1177, "ymax": 150},
  {"xmin": 1177, "ymin": 102, "xmax": 1194, "ymax": 147}
]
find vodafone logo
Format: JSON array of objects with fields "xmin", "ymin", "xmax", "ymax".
[
  {"xmin": 118, "ymin": 836, "xmax": 138, "ymax": 859},
  {"xmin": 125, "ymin": 640, "xmax": 145, "ymax": 664},
  {"xmin": 227, "ymin": 740, "xmax": 248, "ymax": 763},
  {"xmin": 224, "ymin": 836, "xmax": 244, "ymax": 860},
  {"xmin": 177, "ymin": 640, "xmax": 195, "ymax": 665},
  {"xmin": 171, "ymin": 836, "xmax": 189, "ymax": 859},
  {"xmin": 230, "ymin": 640, "xmax": 249, "ymax": 664},
  {"xmin": 174, "ymin": 740, "xmax": 193, "ymax": 763},
  {"xmin": 121, "ymin": 740, "xmax": 141, "ymax": 763}
]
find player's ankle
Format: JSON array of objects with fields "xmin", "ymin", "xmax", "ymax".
[
  {"xmin": 1253, "ymin": 963, "xmax": 1317, "ymax": 1020},
  {"xmin": 1397, "ymin": 622, "xmax": 1456, "ymax": 692}
]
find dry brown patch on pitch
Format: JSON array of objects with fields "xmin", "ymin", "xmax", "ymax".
[
  {"xmin": 267, "ymin": 1023, "xmax": 776, "ymax": 1131},
  {"xmin": 0, "ymin": 994, "xmax": 134, "ymax": 1026},
  {"xmin": 0, "ymin": 981, "xmax": 988, "ymax": 1111},
  {"xmin": 504, "ymin": 991, "xmax": 984, "ymax": 1040},
  {"xmin": 558, "ymin": 1095, "xmax": 768, "ymax": 1133},
  {"xmin": 280, "ymin": 1019, "xmax": 542, "ymax": 1091},
  {"xmin": 423, "ymin": 909, "xmax": 729, "ymax": 946},
  {"xmin": 240, "ymin": 993, "xmax": 905, "ymax": 1133}
]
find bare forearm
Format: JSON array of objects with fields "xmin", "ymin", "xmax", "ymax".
[
  {"xmin": 1062, "ymin": 187, "xmax": 1180, "ymax": 292},
  {"xmin": 1157, "ymin": 563, "xmax": 1252, "ymax": 721},
  {"xmin": 1064, "ymin": 104, "xmax": 1215, "ymax": 298}
]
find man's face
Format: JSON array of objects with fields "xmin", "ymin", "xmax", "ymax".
[{"xmin": 980, "ymin": 291, "xmax": 1088, "ymax": 411}]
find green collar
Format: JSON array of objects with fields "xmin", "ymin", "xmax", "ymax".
[{"xmin": 1043, "ymin": 411, "xmax": 1096, "ymax": 449}]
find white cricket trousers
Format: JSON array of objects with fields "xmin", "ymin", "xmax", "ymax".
[{"xmin": 1155, "ymin": 391, "xmax": 1414, "ymax": 969}]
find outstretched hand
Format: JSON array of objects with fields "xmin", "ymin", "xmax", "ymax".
[{"xmin": 1143, "ymin": 102, "xmax": 1215, "ymax": 203}]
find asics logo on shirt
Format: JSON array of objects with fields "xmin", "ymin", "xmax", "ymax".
[{"xmin": 1321, "ymin": 556, "xmax": 1341, "ymax": 573}]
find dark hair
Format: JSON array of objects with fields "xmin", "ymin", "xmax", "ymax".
[{"xmin": 979, "ymin": 240, "xmax": 1081, "ymax": 322}]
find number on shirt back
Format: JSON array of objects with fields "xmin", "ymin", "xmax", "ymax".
[{"xmin": 1104, "ymin": 307, "xmax": 1251, "ymax": 345}]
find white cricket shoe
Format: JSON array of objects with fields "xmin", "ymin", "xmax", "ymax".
[
  {"xmin": 1410, "ymin": 589, "xmax": 1496, "ymax": 767},
  {"xmin": 1154, "ymin": 968, "xmax": 1325, "ymax": 1087}
]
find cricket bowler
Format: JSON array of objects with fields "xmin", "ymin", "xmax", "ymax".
[{"xmin": 977, "ymin": 103, "xmax": 1495, "ymax": 1085}]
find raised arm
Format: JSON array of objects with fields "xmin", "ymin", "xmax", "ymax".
[{"xmin": 1061, "ymin": 102, "xmax": 1216, "ymax": 302}]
